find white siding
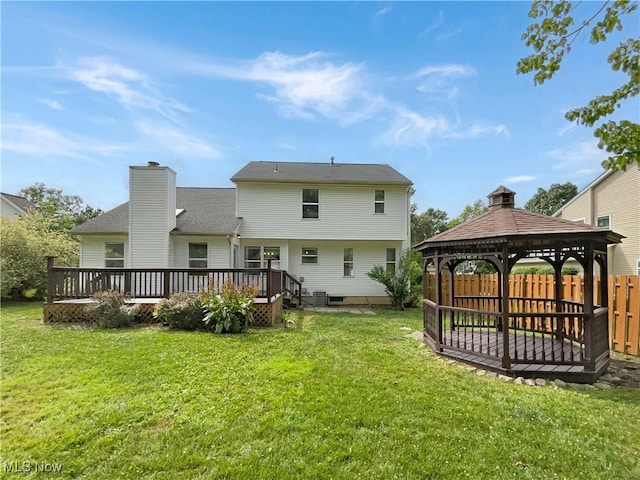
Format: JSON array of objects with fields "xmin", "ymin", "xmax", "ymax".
[
  {"xmin": 1, "ymin": 197, "xmax": 24, "ymax": 219},
  {"xmin": 128, "ymin": 166, "xmax": 177, "ymax": 268},
  {"xmin": 78, "ymin": 236, "xmax": 129, "ymax": 268},
  {"xmin": 287, "ymin": 240, "xmax": 402, "ymax": 296},
  {"xmin": 236, "ymin": 183, "xmax": 410, "ymax": 241},
  {"xmin": 171, "ymin": 236, "xmax": 231, "ymax": 268}
]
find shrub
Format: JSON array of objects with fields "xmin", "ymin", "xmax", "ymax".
[
  {"xmin": 367, "ymin": 249, "xmax": 422, "ymax": 310},
  {"xmin": 153, "ymin": 293, "xmax": 204, "ymax": 330},
  {"xmin": 200, "ymin": 280, "xmax": 259, "ymax": 333},
  {"xmin": 91, "ymin": 290, "xmax": 139, "ymax": 328}
]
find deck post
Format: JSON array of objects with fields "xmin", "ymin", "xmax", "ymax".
[
  {"xmin": 163, "ymin": 270, "xmax": 171, "ymax": 299},
  {"xmin": 267, "ymin": 259, "xmax": 272, "ymax": 302},
  {"xmin": 46, "ymin": 256, "xmax": 56, "ymax": 304},
  {"xmin": 501, "ymin": 245, "xmax": 511, "ymax": 369}
]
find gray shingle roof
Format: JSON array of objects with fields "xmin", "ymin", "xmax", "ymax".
[
  {"xmin": 414, "ymin": 207, "xmax": 624, "ymax": 249},
  {"xmin": 231, "ymin": 161, "xmax": 413, "ymax": 185},
  {"xmin": 71, "ymin": 188, "xmax": 240, "ymax": 235},
  {"xmin": 1, "ymin": 193, "xmax": 33, "ymax": 213}
]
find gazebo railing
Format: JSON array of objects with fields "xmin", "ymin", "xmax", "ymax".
[{"xmin": 423, "ymin": 297, "xmax": 608, "ymax": 369}]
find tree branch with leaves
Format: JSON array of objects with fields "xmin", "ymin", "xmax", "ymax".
[{"xmin": 517, "ymin": 0, "xmax": 639, "ymax": 170}]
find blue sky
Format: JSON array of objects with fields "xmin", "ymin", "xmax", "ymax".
[{"xmin": 2, "ymin": 1, "xmax": 638, "ymax": 217}]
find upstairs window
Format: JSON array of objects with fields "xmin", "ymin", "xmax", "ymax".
[
  {"xmin": 302, "ymin": 248, "xmax": 318, "ymax": 264},
  {"xmin": 189, "ymin": 243, "xmax": 208, "ymax": 268},
  {"xmin": 343, "ymin": 248, "xmax": 354, "ymax": 277},
  {"xmin": 375, "ymin": 190, "xmax": 385, "ymax": 214},
  {"xmin": 105, "ymin": 243, "xmax": 124, "ymax": 268},
  {"xmin": 386, "ymin": 248, "xmax": 396, "ymax": 274},
  {"xmin": 596, "ymin": 214, "xmax": 611, "ymax": 229},
  {"xmin": 303, "ymin": 189, "xmax": 319, "ymax": 219}
]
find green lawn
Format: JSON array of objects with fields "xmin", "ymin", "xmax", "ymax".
[{"xmin": 1, "ymin": 302, "xmax": 639, "ymax": 479}]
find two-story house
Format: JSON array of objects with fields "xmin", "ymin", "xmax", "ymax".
[
  {"xmin": 553, "ymin": 166, "xmax": 639, "ymax": 275},
  {"xmin": 72, "ymin": 160, "xmax": 413, "ymax": 305}
]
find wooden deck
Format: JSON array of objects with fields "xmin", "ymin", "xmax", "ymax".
[{"xmin": 435, "ymin": 330, "xmax": 609, "ymax": 383}]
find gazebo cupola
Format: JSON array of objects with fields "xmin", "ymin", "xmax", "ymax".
[{"xmin": 414, "ymin": 187, "xmax": 624, "ymax": 383}]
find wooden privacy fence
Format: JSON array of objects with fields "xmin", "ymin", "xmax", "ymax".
[{"xmin": 426, "ymin": 274, "xmax": 640, "ymax": 356}]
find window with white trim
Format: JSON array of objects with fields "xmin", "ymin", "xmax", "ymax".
[
  {"xmin": 302, "ymin": 248, "xmax": 318, "ymax": 264},
  {"xmin": 596, "ymin": 214, "xmax": 611, "ymax": 229},
  {"xmin": 344, "ymin": 248, "xmax": 354, "ymax": 277},
  {"xmin": 302, "ymin": 189, "xmax": 319, "ymax": 219},
  {"xmin": 386, "ymin": 248, "xmax": 396, "ymax": 274},
  {"xmin": 244, "ymin": 246, "xmax": 280, "ymax": 268},
  {"xmin": 189, "ymin": 243, "xmax": 208, "ymax": 268},
  {"xmin": 105, "ymin": 243, "xmax": 124, "ymax": 268},
  {"xmin": 375, "ymin": 190, "xmax": 385, "ymax": 214}
]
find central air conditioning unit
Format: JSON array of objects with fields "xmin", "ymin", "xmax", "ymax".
[{"xmin": 312, "ymin": 291, "xmax": 327, "ymax": 307}]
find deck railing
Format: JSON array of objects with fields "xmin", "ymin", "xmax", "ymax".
[
  {"xmin": 423, "ymin": 297, "xmax": 608, "ymax": 369},
  {"xmin": 46, "ymin": 264, "xmax": 292, "ymax": 304}
]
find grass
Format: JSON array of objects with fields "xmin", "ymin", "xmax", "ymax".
[{"xmin": 1, "ymin": 302, "xmax": 639, "ymax": 479}]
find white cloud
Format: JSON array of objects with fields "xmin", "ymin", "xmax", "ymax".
[
  {"xmin": 375, "ymin": 6, "xmax": 392, "ymax": 18},
  {"xmin": 420, "ymin": 10, "xmax": 444, "ymax": 36},
  {"xmin": 135, "ymin": 119, "xmax": 221, "ymax": 159},
  {"xmin": 190, "ymin": 51, "xmax": 375, "ymax": 125},
  {"xmin": 37, "ymin": 98, "xmax": 63, "ymax": 110},
  {"xmin": 382, "ymin": 106, "xmax": 507, "ymax": 149},
  {"xmin": 69, "ymin": 57, "xmax": 190, "ymax": 119},
  {"xmin": 413, "ymin": 64, "xmax": 476, "ymax": 96},
  {"xmin": 548, "ymin": 139, "xmax": 606, "ymax": 171},
  {"xmin": 503, "ymin": 175, "xmax": 537, "ymax": 184},
  {"xmin": 2, "ymin": 120, "xmax": 126, "ymax": 159}
]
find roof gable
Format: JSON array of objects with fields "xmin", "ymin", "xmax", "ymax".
[{"xmin": 1, "ymin": 193, "xmax": 33, "ymax": 213}]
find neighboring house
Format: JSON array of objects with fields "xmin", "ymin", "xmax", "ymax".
[
  {"xmin": 553, "ymin": 166, "xmax": 639, "ymax": 275},
  {"xmin": 1, "ymin": 193, "xmax": 33, "ymax": 219},
  {"xmin": 72, "ymin": 161, "xmax": 414, "ymax": 304}
]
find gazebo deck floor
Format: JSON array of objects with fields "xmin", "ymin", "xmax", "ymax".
[{"xmin": 434, "ymin": 330, "xmax": 608, "ymax": 383}]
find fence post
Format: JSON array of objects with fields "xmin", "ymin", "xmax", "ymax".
[{"xmin": 46, "ymin": 256, "xmax": 56, "ymax": 304}]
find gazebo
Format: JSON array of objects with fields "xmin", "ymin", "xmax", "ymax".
[{"xmin": 414, "ymin": 186, "xmax": 623, "ymax": 383}]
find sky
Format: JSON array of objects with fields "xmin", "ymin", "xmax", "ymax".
[{"xmin": 2, "ymin": 1, "xmax": 638, "ymax": 218}]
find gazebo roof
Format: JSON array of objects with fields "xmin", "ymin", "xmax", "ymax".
[{"xmin": 414, "ymin": 186, "xmax": 624, "ymax": 250}]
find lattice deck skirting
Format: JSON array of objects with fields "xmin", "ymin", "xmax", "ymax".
[{"xmin": 44, "ymin": 295, "xmax": 284, "ymax": 327}]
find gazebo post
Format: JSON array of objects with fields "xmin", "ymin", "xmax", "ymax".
[
  {"xmin": 434, "ymin": 250, "xmax": 443, "ymax": 351},
  {"xmin": 583, "ymin": 243, "xmax": 595, "ymax": 371},
  {"xmin": 553, "ymin": 251, "xmax": 564, "ymax": 340},
  {"xmin": 501, "ymin": 245, "xmax": 511, "ymax": 370},
  {"xmin": 448, "ymin": 263, "xmax": 455, "ymax": 332}
]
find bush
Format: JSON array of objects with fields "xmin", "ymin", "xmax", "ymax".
[
  {"xmin": 91, "ymin": 290, "xmax": 139, "ymax": 328},
  {"xmin": 1, "ymin": 213, "xmax": 78, "ymax": 299},
  {"xmin": 200, "ymin": 280, "xmax": 259, "ymax": 333},
  {"xmin": 153, "ymin": 293, "xmax": 204, "ymax": 330},
  {"xmin": 511, "ymin": 266, "xmax": 581, "ymax": 275},
  {"xmin": 367, "ymin": 249, "xmax": 422, "ymax": 310}
]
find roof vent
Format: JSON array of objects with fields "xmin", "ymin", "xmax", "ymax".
[
  {"xmin": 330, "ymin": 156, "xmax": 335, "ymax": 165},
  {"xmin": 273, "ymin": 163, "xmax": 279, "ymax": 173},
  {"xmin": 487, "ymin": 185, "xmax": 515, "ymax": 210},
  {"xmin": 147, "ymin": 161, "xmax": 160, "ymax": 167}
]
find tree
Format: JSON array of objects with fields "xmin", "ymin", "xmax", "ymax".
[
  {"xmin": 448, "ymin": 200, "xmax": 488, "ymax": 228},
  {"xmin": 367, "ymin": 249, "xmax": 422, "ymax": 310},
  {"xmin": 19, "ymin": 183, "xmax": 103, "ymax": 230},
  {"xmin": 1, "ymin": 212, "xmax": 79, "ymax": 298},
  {"xmin": 524, "ymin": 181, "xmax": 578, "ymax": 215},
  {"xmin": 517, "ymin": 0, "xmax": 639, "ymax": 171},
  {"xmin": 411, "ymin": 203, "xmax": 450, "ymax": 245}
]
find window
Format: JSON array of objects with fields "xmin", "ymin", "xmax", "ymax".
[
  {"xmin": 375, "ymin": 190, "xmax": 385, "ymax": 214},
  {"xmin": 302, "ymin": 248, "xmax": 318, "ymax": 264},
  {"xmin": 244, "ymin": 246, "xmax": 280, "ymax": 268},
  {"xmin": 596, "ymin": 214, "xmax": 611, "ymax": 229},
  {"xmin": 105, "ymin": 243, "xmax": 124, "ymax": 268},
  {"xmin": 188, "ymin": 243, "xmax": 208, "ymax": 268},
  {"xmin": 386, "ymin": 248, "xmax": 396, "ymax": 274},
  {"xmin": 344, "ymin": 248, "xmax": 354, "ymax": 277},
  {"xmin": 302, "ymin": 189, "xmax": 319, "ymax": 219},
  {"xmin": 637, "ymin": 259, "xmax": 640, "ymax": 275}
]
